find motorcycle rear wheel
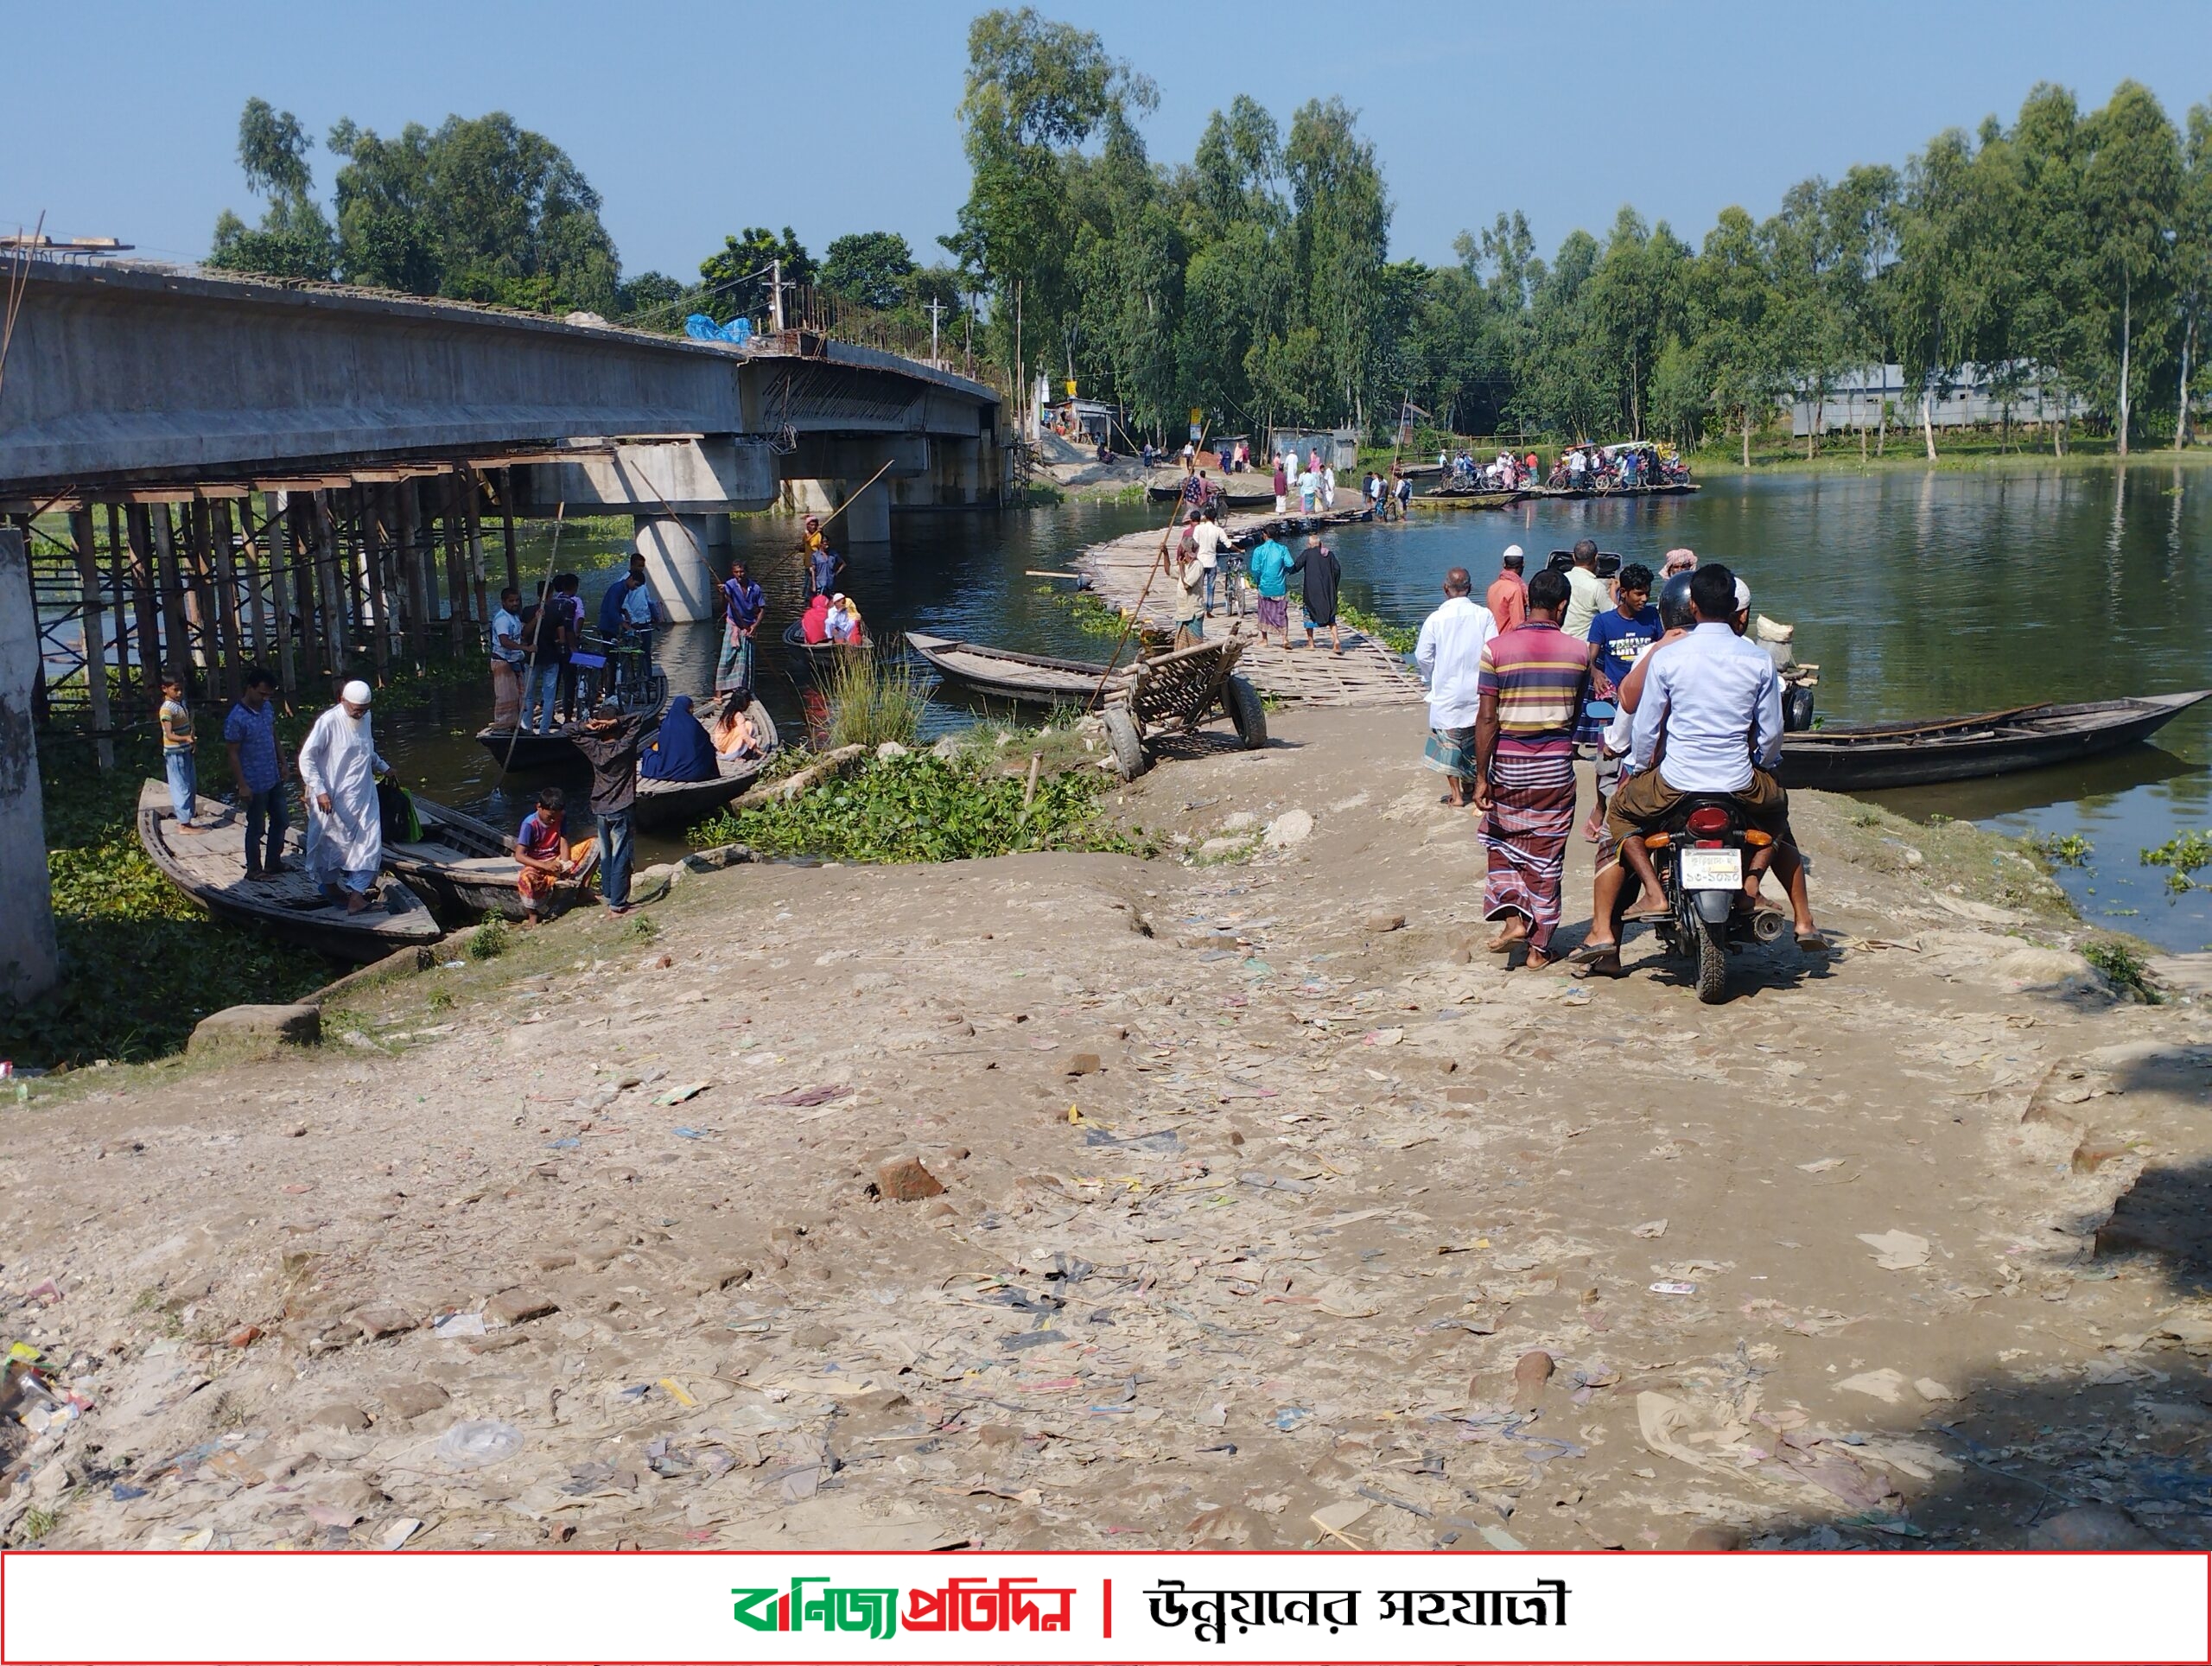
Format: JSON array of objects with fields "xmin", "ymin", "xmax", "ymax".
[{"xmin": 1694, "ymin": 914, "xmax": 1729, "ymax": 1004}]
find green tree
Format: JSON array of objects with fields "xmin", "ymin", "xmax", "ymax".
[
  {"xmin": 207, "ymin": 98, "xmax": 337, "ymax": 281},
  {"xmin": 821, "ymin": 232, "xmax": 918, "ymax": 309},
  {"xmin": 2082, "ymin": 81, "xmax": 2183, "ymax": 454},
  {"xmin": 2174, "ymin": 99, "xmax": 2212, "ymax": 447},
  {"xmin": 325, "ymin": 111, "xmax": 618, "ymax": 314},
  {"xmin": 699, "ymin": 227, "xmax": 812, "ymax": 321},
  {"xmin": 1284, "ymin": 96, "xmax": 1390, "ymax": 429},
  {"xmin": 1688, "ymin": 206, "xmax": 1779, "ymax": 466},
  {"xmin": 1585, "ymin": 207, "xmax": 1691, "ymax": 440}
]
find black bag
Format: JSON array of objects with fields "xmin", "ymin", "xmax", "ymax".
[{"xmin": 377, "ymin": 780, "xmax": 421, "ymax": 843}]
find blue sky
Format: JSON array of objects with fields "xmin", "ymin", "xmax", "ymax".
[{"xmin": 5, "ymin": 1, "xmax": 2205, "ymax": 280}]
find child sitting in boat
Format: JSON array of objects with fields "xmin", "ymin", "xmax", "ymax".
[
  {"xmin": 712, "ymin": 699, "xmax": 762, "ymax": 760},
  {"xmin": 514, "ymin": 786, "xmax": 596, "ymax": 926},
  {"xmin": 827, "ymin": 594, "xmax": 865, "ymax": 645}
]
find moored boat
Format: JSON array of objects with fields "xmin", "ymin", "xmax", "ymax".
[
  {"xmin": 905, "ymin": 631, "xmax": 1131, "ymax": 709},
  {"xmin": 1416, "ymin": 488, "xmax": 1528, "ymax": 509},
  {"xmin": 1146, "ymin": 483, "xmax": 1276, "ymax": 508},
  {"xmin": 383, "ymin": 793, "xmax": 594, "ymax": 922},
  {"xmin": 474, "ymin": 665, "xmax": 665, "ymax": 771},
  {"xmin": 782, "ymin": 620, "xmax": 871, "ymax": 666},
  {"xmin": 137, "ymin": 780, "xmax": 442, "ymax": 960},
  {"xmin": 1778, "ymin": 690, "xmax": 2209, "ymax": 793},
  {"xmin": 631, "ymin": 698, "xmax": 783, "ymax": 831}
]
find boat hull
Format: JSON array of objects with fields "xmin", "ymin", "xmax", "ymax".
[
  {"xmin": 630, "ymin": 701, "xmax": 781, "ymax": 831},
  {"xmin": 137, "ymin": 781, "xmax": 442, "ymax": 961},
  {"xmin": 906, "ymin": 631, "xmax": 1126, "ymax": 709},
  {"xmin": 1779, "ymin": 692, "xmax": 2209, "ymax": 792}
]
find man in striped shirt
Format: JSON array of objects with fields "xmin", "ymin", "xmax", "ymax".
[{"xmin": 1473, "ymin": 568, "xmax": 1589, "ymax": 967}]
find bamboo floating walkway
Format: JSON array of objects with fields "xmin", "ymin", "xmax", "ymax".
[{"xmin": 1072, "ymin": 505, "xmax": 1425, "ymax": 709}]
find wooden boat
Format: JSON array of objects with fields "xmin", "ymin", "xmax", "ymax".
[
  {"xmin": 474, "ymin": 661, "xmax": 665, "ymax": 769},
  {"xmin": 1778, "ymin": 690, "xmax": 2209, "ymax": 793},
  {"xmin": 906, "ymin": 631, "xmax": 1131, "ymax": 709},
  {"xmin": 631, "ymin": 698, "xmax": 783, "ymax": 831},
  {"xmin": 1417, "ymin": 488, "xmax": 1527, "ymax": 509},
  {"xmin": 383, "ymin": 793, "xmax": 594, "ymax": 922},
  {"xmin": 137, "ymin": 780, "xmax": 442, "ymax": 961},
  {"xmin": 1533, "ymin": 481, "xmax": 1700, "ymax": 499},
  {"xmin": 782, "ymin": 619, "xmax": 871, "ymax": 665},
  {"xmin": 1146, "ymin": 483, "xmax": 1276, "ymax": 508}
]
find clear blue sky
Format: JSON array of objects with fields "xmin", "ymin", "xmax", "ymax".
[{"xmin": 6, "ymin": 1, "xmax": 2204, "ymax": 280}]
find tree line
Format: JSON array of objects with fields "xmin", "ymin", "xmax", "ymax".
[
  {"xmin": 950, "ymin": 10, "xmax": 2210, "ymax": 455},
  {"xmin": 209, "ymin": 22, "xmax": 2212, "ymax": 455}
]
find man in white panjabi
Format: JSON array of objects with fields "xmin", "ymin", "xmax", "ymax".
[{"xmin": 299, "ymin": 679, "xmax": 390, "ymax": 914}]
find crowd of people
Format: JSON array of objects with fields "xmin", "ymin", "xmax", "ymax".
[
  {"xmin": 1441, "ymin": 448, "xmax": 1543, "ymax": 490},
  {"xmin": 1415, "ymin": 538, "xmax": 1821, "ymax": 972},
  {"xmin": 1545, "ymin": 442, "xmax": 1693, "ymax": 491}
]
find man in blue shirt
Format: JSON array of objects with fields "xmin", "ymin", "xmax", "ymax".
[
  {"xmin": 717, "ymin": 557, "xmax": 766, "ymax": 697},
  {"xmin": 1584, "ymin": 563, "xmax": 1660, "ymax": 698},
  {"xmin": 222, "ymin": 666, "xmax": 289, "ymax": 880}
]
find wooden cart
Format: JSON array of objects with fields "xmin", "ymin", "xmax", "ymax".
[{"xmin": 1100, "ymin": 638, "xmax": 1267, "ymax": 779}]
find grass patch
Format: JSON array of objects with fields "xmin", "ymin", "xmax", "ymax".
[
  {"xmin": 1341, "ymin": 601, "xmax": 1415, "ymax": 654},
  {"xmin": 823, "ymin": 649, "xmax": 931, "ymax": 750},
  {"xmin": 2084, "ymin": 938, "xmax": 2160, "ymax": 1001},
  {"xmin": 691, "ymin": 751, "xmax": 1151, "ymax": 864}
]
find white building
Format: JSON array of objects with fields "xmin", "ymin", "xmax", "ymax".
[{"xmin": 1787, "ymin": 363, "xmax": 2088, "ymax": 437}]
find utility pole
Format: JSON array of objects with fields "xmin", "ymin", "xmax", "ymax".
[
  {"xmin": 925, "ymin": 297, "xmax": 944, "ymax": 364},
  {"xmin": 769, "ymin": 258, "xmax": 785, "ymax": 334}
]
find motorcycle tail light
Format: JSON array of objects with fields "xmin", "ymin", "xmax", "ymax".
[{"xmin": 1686, "ymin": 806, "xmax": 1731, "ymax": 836}]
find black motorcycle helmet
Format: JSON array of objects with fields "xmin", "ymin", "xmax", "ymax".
[{"xmin": 1657, "ymin": 571, "xmax": 1697, "ymax": 632}]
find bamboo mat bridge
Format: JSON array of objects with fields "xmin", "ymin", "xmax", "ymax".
[{"xmin": 1072, "ymin": 506, "xmax": 1426, "ymax": 709}]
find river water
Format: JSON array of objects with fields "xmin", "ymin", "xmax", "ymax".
[{"xmin": 371, "ymin": 467, "xmax": 2212, "ymax": 952}]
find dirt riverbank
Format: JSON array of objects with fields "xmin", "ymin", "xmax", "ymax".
[{"xmin": 6, "ymin": 707, "xmax": 2210, "ymax": 1554}]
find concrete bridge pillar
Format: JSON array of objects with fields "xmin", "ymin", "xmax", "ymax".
[
  {"xmin": 841, "ymin": 480, "xmax": 892, "ymax": 543},
  {"xmin": 0, "ymin": 527, "xmax": 60, "ymax": 1003},
  {"xmin": 633, "ymin": 513, "xmax": 729, "ymax": 622}
]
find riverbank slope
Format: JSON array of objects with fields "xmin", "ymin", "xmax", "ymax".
[{"xmin": 6, "ymin": 707, "xmax": 2210, "ymax": 1555}]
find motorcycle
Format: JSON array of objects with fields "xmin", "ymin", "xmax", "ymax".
[{"xmin": 1643, "ymin": 795, "xmax": 1786, "ymax": 1003}]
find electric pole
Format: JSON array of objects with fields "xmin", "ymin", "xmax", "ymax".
[
  {"xmin": 769, "ymin": 258, "xmax": 785, "ymax": 334},
  {"xmin": 925, "ymin": 297, "xmax": 944, "ymax": 364}
]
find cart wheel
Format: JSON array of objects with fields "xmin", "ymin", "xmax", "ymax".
[
  {"xmin": 1224, "ymin": 675, "xmax": 1268, "ymax": 750},
  {"xmin": 1103, "ymin": 707, "xmax": 1147, "ymax": 780}
]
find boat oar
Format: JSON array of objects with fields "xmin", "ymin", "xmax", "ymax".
[{"xmin": 496, "ymin": 500, "xmax": 566, "ymax": 787}]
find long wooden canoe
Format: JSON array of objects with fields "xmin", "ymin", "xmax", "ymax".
[
  {"xmin": 1778, "ymin": 690, "xmax": 2209, "ymax": 792},
  {"xmin": 474, "ymin": 671, "xmax": 666, "ymax": 770},
  {"xmin": 782, "ymin": 620, "xmax": 871, "ymax": 667},
  {"xmin": 383, "ymin": 794, "xmax": 594, "ymax": 922},
  {"xmin": 631, "ymin": 699, "xmax": 783, "ymax": 831},
  {"xmin": 906, "ymin": 631, "xmax": 1131, "ymax": 708},
  {"xmin": 137, "ymin": 780, "xmax": 442, "ymax": 960}
]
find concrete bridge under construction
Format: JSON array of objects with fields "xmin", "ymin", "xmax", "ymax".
[{"xmin": 1, "ymin": 258, "xmax": 1005, "ymax": 619}]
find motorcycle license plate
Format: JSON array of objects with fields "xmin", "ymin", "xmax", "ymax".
[{"xmin": 1679, "ymin": 848, "xmax": 1743, "ymax": 890}]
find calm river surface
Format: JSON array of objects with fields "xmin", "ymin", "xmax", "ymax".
[{"xmin": 372, "ymin": 466, "xmax": 2212, "ymax": 952}]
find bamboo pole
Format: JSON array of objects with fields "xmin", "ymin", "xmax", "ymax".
[
  {"xmin": 397, "ymin": 480, "xmax": 429, "ymax": 672},
  {"xmin": 207, "ymin": 499, "xmax": 245, "ymax": 702},
  {"xmin": 237, "ymin": 498, "xmax": 268, "ymax": 664},
  {"xmin": 151, "ymin": 505, "xmax": 189, "ymax": 684},
  {"xmin": 104, "ymin": 503, "xmax": 131, "ymax": 703},
  {"xmin": 363, "ymin": 486, "xmax": 391, "ymax": 685},
  {"xmin": 289, "ymin": 499, "xmax": 322, "ymax": 689},
  {"xmin": 262, "ymin": 492, "xmax": 297, "ymax": 702},
  {"xmin": 497, "ymin": 469, "xmax": 520, "ymax": 595},
  {"xmin": 441, "ymin": 476, "xmax": 468, "ymax": 651},
  {"xmin": 69, "ymin": 506, "xmax": 113, "ymax": 769},
  {"xmin": 313, "ymin": 492, "xmax": 345, "ymax": 673},
  {"xmin": 463, "ymin": 471, "xmax": 491, "ymax": 629},
  {"xmin": 125, "ymin": 505, "xmax": 162, "ymax": 705}
]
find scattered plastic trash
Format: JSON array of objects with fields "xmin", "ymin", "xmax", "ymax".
[
  {"xmin": 1649, "ymin": 1281, "xmax": 1698, "ymax": 1296},
  {"xmin": 435, "ymin": 1419, "xmax": 523, "ymax": 1469},
  {"xmin": 1857, "ymin": 1230, "xmax": 1930, "ymax": 1270},
  {"xmin": 543, "ymin": 1137, "xmax": 581, "ymax": 1149},
  {"xmin": 655, "ymin": 1080, "xmax": 712, "ymax": 1107},
  {"xmin": 432, "ymin": 1313, "xmax": 487, "ymax": 1339},
  {"xmin": 673, "ymin": 1127, "xmax": 708, "ymax": 1139},
  {"xmin": 1274, "ymin": 1406, "xmax": 1313, "ymax": 1431}
]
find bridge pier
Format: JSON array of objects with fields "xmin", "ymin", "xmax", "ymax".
[
  {"xmin": 841, "ymin": 480, "xmax": 892, "ymax": 543},
  {"xmin": 0, "ymin": 527, "xmax": 60, "ymax": 1003},
  {"xmin": 632, "ymin": 512, "xmax": 729, "ymax": 622}
]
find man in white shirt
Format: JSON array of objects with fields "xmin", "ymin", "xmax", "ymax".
[
  {"xmin": 489, "ymin": 586, "xmax": 526, "ymax": 729},
  {"xmin": 1414, "ymin": 567, "xmax": 1498, "ymax": 810},
  {"xmin": 1190, "ymin": 507, "xmax": 1230, "ymax": 615},
  {"xmin": 1561, "ymin": 540, "xmax": 1610, "ymax": 639},
  {"xmin": 1576, "ymin": 563, "xmax": 1819, "ymax": 963}
]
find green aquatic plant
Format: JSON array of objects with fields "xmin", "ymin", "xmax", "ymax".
[
  {"xmin": 1339, "ymin": 602, "xmax": 1415, "ymax": 654},
  {"xmin": 2141, "ymin": 830, "xmax": 2212, "ymax": 892},
  {"xmin": 2082, "ymin": 938, "xmax": 2158, "ymax": 1001},
  {"xmin": 2028, "ymin": 831, "xmax": 2094, "ymax": 868}
]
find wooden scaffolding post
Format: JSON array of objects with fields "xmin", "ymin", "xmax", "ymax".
[
  {"xmin": 396, "ymin": 479, "xmax": 429, "ymax": 672},
  {"xmin": 463, "ymin": 471, "xmax": 491, "ymax": 630},
  {"xmin": 68, "ymin": 506, "xmax": 113, "ymax": 770},
  {"xmin": 207, "ymin": 499, "xmax": 245, "ymax": 702},
  {"xmin": 150, "ymin": 505, "xmax": 190, "ymax": 686},
  {"xmin": 498, "ymin": 469, "xmax": 521, "ymax": 595},
  {"xmin": 313, "ymin": 492, "xmax": 346, "ymax": 677},
  {"xmin": 261, "ymin": 493, "xmax": 297, "ymax": 702},
  {"xmin": 183, "ymin": 501, "xmax": 218, "ymax": 679},
  {"xmin": 362, "ymin": 486, "xmax": 392, "ymax": 685},
  {"xmin": 440, "ymin": 476, "xmax": 469, "ymax": 652},
  {"xmin": 288, "ymin": 498, "xmax": 322, "ymax": 690},
  {"xmin": 104, "ymin": 504, "xmax": 131, "ymax": 704},
  {"xmin": 124, "ymin": 505, "xmax": 161, "ymax": 710},
  {"xmin": 236, "ymin": 498, "xmax": 269, "ymax": 664},
  {"xmin": 341, "ymin": 491, "xmax": 369, "ymax": 637}
]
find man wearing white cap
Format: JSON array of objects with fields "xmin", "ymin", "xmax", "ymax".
[{"xmin": 299, "ymin": 680, "xmax": 390, "ymax": 914}]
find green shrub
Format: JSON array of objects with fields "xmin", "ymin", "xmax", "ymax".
[{"xmin": 467, "ymin": 919, "xmax": 512, "ymax": 960}]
